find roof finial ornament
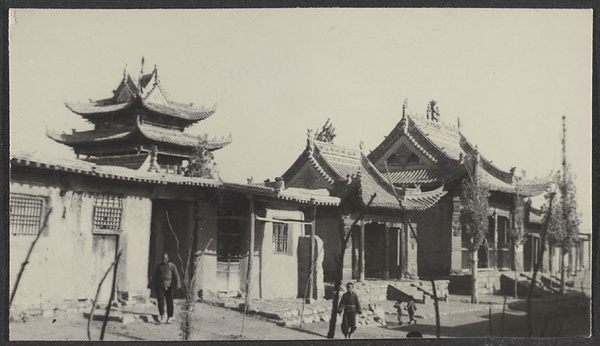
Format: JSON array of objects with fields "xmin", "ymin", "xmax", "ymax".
[
  {"xmin": 314, "ymin": 118, "xmax": 336, "ymax": 143},
  {"xmin": 306, "ymin": 128, "xmax": 315, "ymax": 154},
  {"xmin": 402, "ymin": 99, "xmax": 408, "ymax": 120},
  {"xmin": 139, "ymin": 56, "xmax": 145, "ymax": 92},
  {"xmin": 359, "ymin": 140, "xmax": 364, "ymax": 151},
  {"xmin": 457, "ymin": 117, "xmax": 461, "ymax": 130},
  {"xmin": 153, "ymin": 64, "xmax": 158, "ymax": 84},
  {"xmin": 427, "ymin": 99, "xmax": 440, "ymax": 122}
]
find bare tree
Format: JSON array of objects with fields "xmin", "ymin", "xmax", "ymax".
[
  {"xmin": 87, "ymin": 250, "xmax": 123, "ymax": 341},
  {"xmin": 527, "ymin": 190, "xmax": 556, "ymax": 337},
  {"xmin": 383, "ymin": 162, "xmax": 442, "ymax": 338},
  {"xmin": 166, "ymin": 209, "xmax": 212, "ymax": 341}
]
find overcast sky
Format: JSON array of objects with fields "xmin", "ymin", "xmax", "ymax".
[{"xmin": 9, "ymin": 9, "xmax": 592, "ymax": 230}]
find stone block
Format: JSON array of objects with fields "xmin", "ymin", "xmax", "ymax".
[
  {"xmin": 290, "ymin": 309, "xmax": 299, "ymax": 317},
  {"xmin": 319, "ymin": 314, "xmax": 330, "ymax": 323},
  {"xmin": 302, "ymin": 315, "xmax": 314, "ymax": 324},
  {"xmin": 42, "ymin": 309, "xmax": 55, "ymax": 318},
  {"xmin": 119, "ymin": 314, "xmax": 135, "ymax": 324}
]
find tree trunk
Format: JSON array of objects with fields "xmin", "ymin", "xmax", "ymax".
[
  {"xmin": 326, "ymin": 254, "xmax": 345, "ymax": 339},
  {"xmin": 548, "ymin": 246, "xmax": 554, "ymax": 274},
  {"xmin": 560, "ymin": 248, "xmax": 566, "ymax": 294},
  {"xmin": 471, "ymin": 249, "xmax": 478, "ymax": 304},
  {"xmin": 514, "ymin": 269, "xmax": 519, "ymax": 299}
]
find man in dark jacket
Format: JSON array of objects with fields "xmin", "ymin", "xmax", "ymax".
[
  {"xmin": 154, "ymin": 253, "xmax": 181, "ymax": 324},
  {"xmin": 338, "ymin": 282, "xmax": 362, "ymax": 338}
]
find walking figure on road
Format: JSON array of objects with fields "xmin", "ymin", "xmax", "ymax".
[
  {"xmin": 338, "ymin": 282, "xmax": 362, "ymax": 339},
  {"xmin": 406, "ymin": 296, "xmax": 417, "ymax": 325},
  {"xmin": 154, "ymin": 253, "xmax": 181, "ymax": 324},
  {"xmin": 394, "ymin": 299, "xmax": 404, "ymax": 325}
]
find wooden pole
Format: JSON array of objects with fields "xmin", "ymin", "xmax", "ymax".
[
  {"xmin": 245, "ymin": 195, "xmax": 255, "ymax": 310},
  {"xmin": 383, "ymin": 222, "xmax": 390, "ymax": 280},
  {"xmin": 307, "ymin": 200, "xmax": 316, "ymax": 302},
  {"xmin": 493, "ymin": 212, "xmax": 498, "ymax": 270}
]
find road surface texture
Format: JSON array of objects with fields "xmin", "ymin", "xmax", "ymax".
[{"xmin": 10, "ymin": 293, "xmax": 590, "ymax": 341}]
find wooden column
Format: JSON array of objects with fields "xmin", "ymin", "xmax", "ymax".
[
  {"xmin": 307, "ymin": 201, "xmax": 316, "ymax": 302},
  {"xmin": 383, "ymin": 222, "xmax": 390, "ymax": 280},
  {"xmin": 359, "ymin": 218, "xmax": 365, "ymax": 282},
  {"xmin": 245, "ymin": 195, "xmax": 255, "ymax": 309},
  {"xmin": 493, "ymin": 212, "xmax": 498, "ymax": 269},
  {"xmin": 397, "ymin": 227, "xmax": 401, "ymax": 278}
]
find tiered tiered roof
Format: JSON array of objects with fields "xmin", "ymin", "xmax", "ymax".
[
  {"xmin": 283, "ymin": 137, "xmax": 447, "ymax": 211},
  {"xmin": 47, "ymin": 63, "xmax": 231, "ymax": 165},
  {"xmin": 368, "ymin": 113, "xmax": 551, "ymax": 197}
]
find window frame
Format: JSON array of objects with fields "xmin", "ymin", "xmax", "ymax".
[
  {"xmin": 9, "ymin": 194, "xmax": 47, "ymax": 236},
  {"xmin": 92, "ymin": 194, "xmax": 123, "ymax": 234},
  {"xmin": 272, "ymin": 222, "xmax": 290, "ymax": 255}
]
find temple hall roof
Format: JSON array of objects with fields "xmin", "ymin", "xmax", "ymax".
[
  {"xmin": 368, "ymin": 114, "xmax": 551, "ymax": 197},
  {"xmin": 283, "ymin": 138, "xmax": 447, "ymax": 211}
]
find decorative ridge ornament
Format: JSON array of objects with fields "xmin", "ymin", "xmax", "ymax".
[{"xmin": 314, "ymin": 118, "xmax": 336, "ymax": 143}]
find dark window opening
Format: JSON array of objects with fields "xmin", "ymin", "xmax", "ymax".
[{"xmin": 273, "ymin": 223, "xmax": 289, "ymax": 254}]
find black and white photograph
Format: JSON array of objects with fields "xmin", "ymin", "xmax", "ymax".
[{"xmin": 7, "ymin": 7, "xmax": 592, "ymax": 341}]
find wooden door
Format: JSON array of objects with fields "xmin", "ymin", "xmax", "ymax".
[{"xmin": 91, "ymin": 235, "xmax": 118, "ymax": 304}]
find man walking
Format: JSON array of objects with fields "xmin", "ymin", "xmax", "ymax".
[
  {"xmin": 154, "ymin": 253, "xmax": 181, "ymax": 324},
  {"xmin": 338, "ymin": 282, "xmax": 362, "ymax": 338}
]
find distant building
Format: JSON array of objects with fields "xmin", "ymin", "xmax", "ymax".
[{"xmin": 367, "ymin": 111, "xmax": 551, "ymax": 282}]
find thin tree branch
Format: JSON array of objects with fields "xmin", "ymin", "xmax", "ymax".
[
  {"xmin": 87, "ymin": 250, "xmax": 122, "ymax": 341},
  {"xmin": 528, "ymin": 190, "xmax": 556, "ymax": 337},
  {"xmin": 165, "ymin": 211, "xmax": 185, "ymax": 275},
  {"xmin": 9, "ymin": 207, "xmax": 53, "ymax": 309},
  {"xmin": 100, "ymin": 245, "xmax": 122, "ymax": 340},
  {"xmin": 326, "ymin": 194, "xmax": 376, "ymax": 339},
  {"xmin": 384, "ymin": 161, "xmax": 441, "ymax": 338},
  {"xmin": 300, "ymin": 242, "xmax": 325, "ymax": 328}
]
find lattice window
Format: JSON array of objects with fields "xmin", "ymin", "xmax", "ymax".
[
  {"xmin": 93, "ymin": 194, "xmax": 123, "ymax": 232},
  {"xmin": 10, "ymin": 195, "xmax": 44, "ymax": 236},
  {"xmin": 272, "ymin": 223, "xmax": 289, "ymax": 254}
]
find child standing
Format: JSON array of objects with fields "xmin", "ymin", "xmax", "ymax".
[
  {"xmin": 393, "ymin": 299, "xmax": 404, "ymax": 325},
  {"xmin": 406, "ymin": 296, "xmax": 417, "ymax": 325}
]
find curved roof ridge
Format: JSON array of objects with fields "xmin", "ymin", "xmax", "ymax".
[
  {"xmin": 46, "ymin": 127, "xmax": 135, "ymax": 145},
  {"xmin": 135, "ymin": 120, "xmax": 231, "ymax": 150}
]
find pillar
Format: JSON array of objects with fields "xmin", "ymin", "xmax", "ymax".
[
  {"xmin": 383, "ymin": 222, "xmax": 390, "ymax": 280},
  {"xmin": 493, "ymin": 212, "xmax": 498, "ymax": 269},
  {"xmin": 359, "ymin": 219, "xmax": 365, "ymax": 282},
  {"xmin": 244, "ymin": 196, "xmax": 255, "ymax": 308},
  {"xmin": 450, "ymin": 196, "xmax": 464, "ymax": 273}
]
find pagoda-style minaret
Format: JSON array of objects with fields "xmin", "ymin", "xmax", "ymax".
[{"xmin": 47, "ymin": 60, "xmax": 232, "ymax": 174}]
